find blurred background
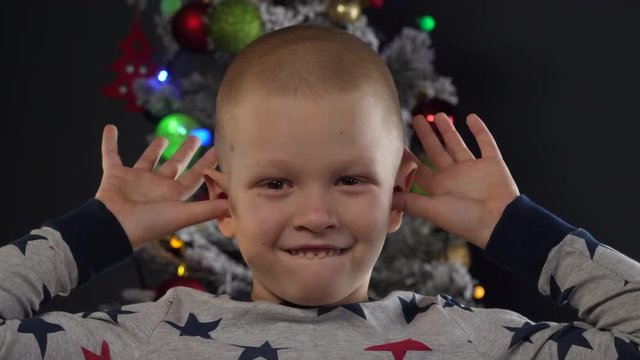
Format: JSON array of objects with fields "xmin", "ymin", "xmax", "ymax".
[{"xmin": 2, "ymin": 0, "xmax": 639, "ymax": 323}]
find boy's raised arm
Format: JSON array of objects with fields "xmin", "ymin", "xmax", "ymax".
[
  {"xmin": 393, "ymin": 113, "xmax": 640, "ymax": 358},
  {"xmin": 95, "ymin": 124, "xmax": 230, "ymax": 250},
  {"xmin": 0, "ymin": 125, "xmax": 230, "ymax": 358}
]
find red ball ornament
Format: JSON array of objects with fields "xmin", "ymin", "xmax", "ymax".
[
  {"xmin": 155, "ymin": 276, "xmax": 207, "ymax": 300},
  {"xmin": 412, "ymin": 96, "xmax": 456, "ymax": 146},
  {"xmin": 370, "ymin": 0, "xmax": 384, "ymax": 9},
  {"xmin": 171, "ymin": 2, "xmax": 210, "ymax": 52}
]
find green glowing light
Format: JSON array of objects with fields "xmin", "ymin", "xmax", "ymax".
[{"xmin": 417, "ymin": 15, "xmax": 436, "ymax": 32}]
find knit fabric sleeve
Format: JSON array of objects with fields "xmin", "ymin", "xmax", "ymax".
[
  {"xmin": 443, "ymin": 195, "xmax": 640, "ymax": 359},
  {"xmin": 0, "ymin": 199, "xmax": 174, "ymax": 359}
]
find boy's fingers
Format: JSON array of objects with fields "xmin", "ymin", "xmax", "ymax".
[
  {"xmin": 133, "ymin": 137, "xmax": 168, "ymax": 171},
  {"xmin": 411, "ymin": 115, "xmax": 453, "ymax": 170},
  {"xmin": 391, "ymin": 191, "xmax": 432, "ymax": 218},
  {"xmin": 101, "ymin": 124, "xmax": 123, "ymax": 170},
  {"xmin": 433, "ymin": 113, "xmax": 475, "ymax": 162},
  {"xmin": 178, "ymin": 147, "xmax": 220, "ymax": 194},
  {"xmin": 466, "ymin": 114, "xmax": 501, "ymax": 159},
  {"xmin": 157, "ymin": 136, "xmax": 201, "ymax": 179}
]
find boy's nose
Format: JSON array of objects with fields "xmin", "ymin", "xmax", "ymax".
[{"xmin": 293, "ymin": 193, "xmax": 338, "ymax": 233}]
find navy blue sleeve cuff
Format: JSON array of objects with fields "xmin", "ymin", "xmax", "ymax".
[
  {"xmin": 484, "ymin": 195, "xmax": 576, "ymax": 284},
  {"xmin": 42, "ymin": 198, "xmax": 133, "ymax": 285}
]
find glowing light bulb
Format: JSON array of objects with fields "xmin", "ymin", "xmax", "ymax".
[
  {"xmin": 177, "ymin": 264, "xmax": 187, "ymax": 277},
  {"xmin": 169, "ymin": 235, "xmax": 184, "ymax": 249},
  {"xmin": 190, "ymin": 128, "xmax": 213, "ymax": 147},
  {"xmin": 473, "ymin": 285, "xmax": 486, "ymax": 300},
  {"xmin": 157, "ymin": 70, "xmax": 169, "ymax": 82},
  {"xmin": 417, "ymin": 15, "xmax": 436, "ymax": 32}
]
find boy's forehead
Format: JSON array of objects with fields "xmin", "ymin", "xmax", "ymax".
[
  {"xmin": 219, "ymin": 87, "xmax": 402, "ymax": 176},
  {"xmin": 227, "ymin": 87, "xmax": 383, "ymax": 130}
]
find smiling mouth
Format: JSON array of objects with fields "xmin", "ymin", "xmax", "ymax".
[{"xmin": 286, "ymin": 248, "xmax": 348, "ymax": 259}]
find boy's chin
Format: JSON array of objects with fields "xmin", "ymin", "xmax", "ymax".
[{"xmin": 278, "ymin": 287, "xmax": 368, "ymax": 307}]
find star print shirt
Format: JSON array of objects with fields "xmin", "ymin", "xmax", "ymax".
[{"xmin": 0, "ymin": 195, "xmax": 639, "ymax": 359}]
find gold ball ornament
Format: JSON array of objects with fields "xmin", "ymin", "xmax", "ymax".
[
  {"xmin": 445, "ymin": 242, "xmax": 471, "ymax": 268},
  {"xmin": 327, "ymin": 0, "xmax": 362, "ymax": 26}
]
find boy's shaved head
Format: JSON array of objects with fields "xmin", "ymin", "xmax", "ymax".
[{"xmin": 215, "ymin": 23, "xmax": 403, "ymax": 176}]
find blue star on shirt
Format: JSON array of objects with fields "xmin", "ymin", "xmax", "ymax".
[
  {"xmin": 12, "ymin": 234, "xmax": 47, "ymax": 256},
  {"xmin": 317, "ymin": 303, "xmax": 366, "ymax": 319},
  {"xmin": 503, "ymin": 321, "xmax": 551, "ymax": 349},
  {"xmin": 550, "ymin": 324, "xmax": 593, "ymax": 360},
  {"xmin": 440, "ymin": 294, "xmax": 473, "ymax": 312},
  {"xmin": 82, "ymin": 307, "xmax": 137, "ymax": 324},
  {"xmin": 17, "ymin": 317, "xmax": 65, "ymax": 359},
  {"xmin": 614, "ymin": 336, "xmax": 640, "ymax": 359},
  {"xmin": 164, "ymin": 313, "xmax": 221, "ymax": 339},
  {"xmin": 549, "ymin": 275, "xmax": 575, "ymax": 307},
  {"xmin": 232, "ymin": 341, "xmax": 288, "ymax": 360},
  {"xmin": 398, "ymin": 294, "xmax": 435, "ymax": 324}
]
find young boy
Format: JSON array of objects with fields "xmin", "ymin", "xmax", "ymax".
[{"xmin": 1, "ymin": 24, "xmax": 638, "ymax": 359}]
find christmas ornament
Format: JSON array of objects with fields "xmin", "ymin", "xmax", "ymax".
[
  {"xmin": 442, "ymin": 242, "xmax": 471, "ymax": 268},
  {"xmin": 155, "ymin": 276, "xmax": 207, "ymax": 300},
  {"xmin": 171, "ymin": 1, "xmax": 210, "ymax": 52},
  {"xmin": 103, "ymin": 16, "xmax": 158, "ymax": 112},
  {"xmin": 161, "ymin": 0, "xmax": 182, "ymax": 18},
  {"xmin": 155, "ymin": 113, "xmax": 200, "ymax": 160},
  {"xmin": 208, "ymin": 0, "xmax": 263, "ymax": 53},
  {"xmin": 412, "ymin": 96, "xmax": 455, "ymax": 146},
  {"xmin": 361, "ymin": 0, "xmax": 384, "ymax": 9},
  {"xmin": 327, "ymin": 0, "xmax": 362, "ymax": 26}
]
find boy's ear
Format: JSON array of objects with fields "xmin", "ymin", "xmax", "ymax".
[
  {"xmin": 387, "ymin": 147, "xmax": 418, "ymax": 234},
  {"xmin": 202, "ymin": 168, "xmax": 235, "ymax": 238}
]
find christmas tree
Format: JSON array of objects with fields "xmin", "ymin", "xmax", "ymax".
[{"xmin": 105, "ymin": 0, "xmax": 478, "ymax": 306}]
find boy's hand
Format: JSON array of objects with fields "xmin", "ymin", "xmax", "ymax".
[
  {"xmin": 95, "ymin": 125, "xmax": 230, "ymax": 249},
  {"xmin": 392, "ymin": 113, "xmax": 519, "ymax": 249}
]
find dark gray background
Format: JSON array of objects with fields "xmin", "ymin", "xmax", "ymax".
[{"xmin": 2, "ymin": 0, "xmax": 639, "ymax": 321}]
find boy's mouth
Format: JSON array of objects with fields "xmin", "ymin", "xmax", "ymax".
[{"xmin": 286, "ymin": 248, "xmax": 347, "ymax": 259}]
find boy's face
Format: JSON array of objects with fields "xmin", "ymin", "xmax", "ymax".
[{"xmin": 215, "ymin": 87, "xmax": 413, "ymax": 306}]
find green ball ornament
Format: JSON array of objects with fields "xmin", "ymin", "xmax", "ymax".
[
  {"xmin": 155, "ymin": 113, "xmax": 200, "ymax": 160},
  {"xmin": 208, "ymin": 0, "xmax": 263, "ymax": 53},
  {"xmin": 161, "ymin": 0, "xmax": 183, "ymax": 18}
]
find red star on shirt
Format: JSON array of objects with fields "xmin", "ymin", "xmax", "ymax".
[
  {"xmin": 82, "ymin": 340, "xmax": 111, "ymax": 360},
  {"xmin": 364, "ymin": 338, "xmax": 431, "ymax": 360}
]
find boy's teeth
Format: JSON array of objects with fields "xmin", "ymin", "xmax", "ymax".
[{"xmin": 290, "ymin": 249, "xmax": 341, "ymax": 258}]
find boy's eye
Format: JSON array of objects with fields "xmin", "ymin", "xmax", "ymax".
[
  {"xmin": 263, "ymin": 179, "xmax": 288, "ymax": 190},
  {"xmin": 259, "ymin": 177, "xmax": 362, "ymax": 190},
  {"xmin": 339, "ymin": 177, "xmax": 360, "ymax": 186}
]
